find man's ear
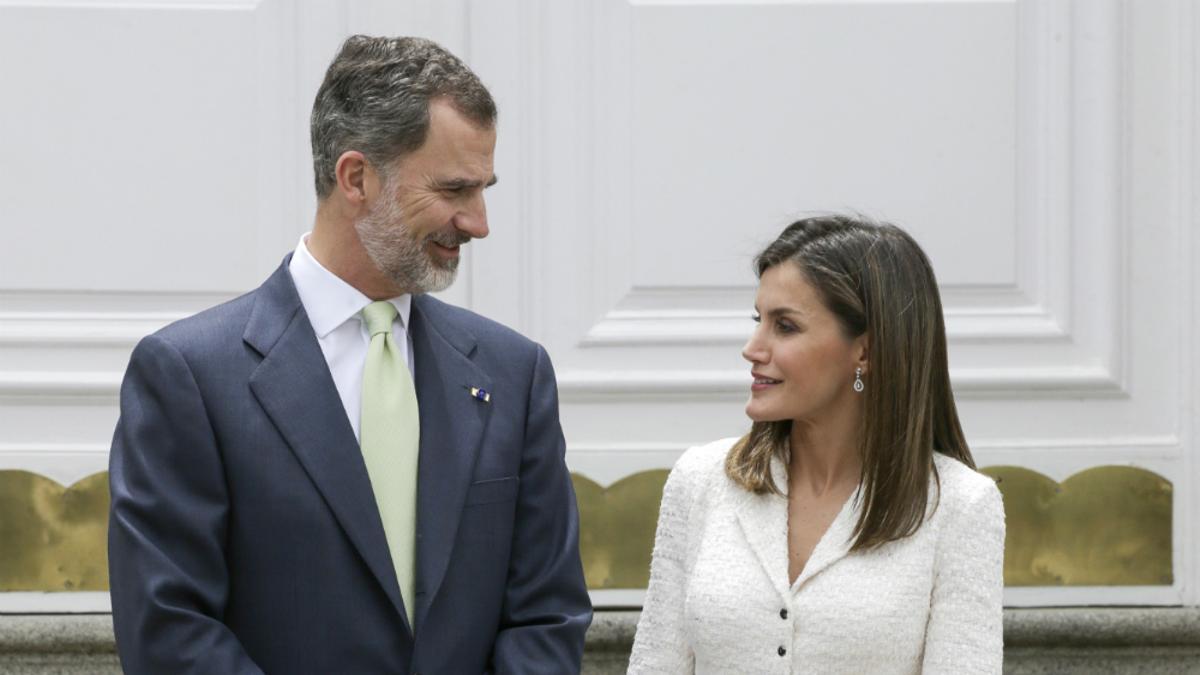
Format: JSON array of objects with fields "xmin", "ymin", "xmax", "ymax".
[{"xmin": 333, "ymin": 150, "xmax": 373, "ymax": 205}]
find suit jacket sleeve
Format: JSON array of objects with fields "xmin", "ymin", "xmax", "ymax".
[
  {"xmin": 108, "ymin": 335, "xmax": 265, "ymax": 675},
  {"xmin": 921, "ymin": 478, "xmax": 1006, "ymax": 674},
  {"xmin": 627, "ymin": 450, "xmax": 698, "ymax": 674},
  {"xmin": 490, "ymin": 344, "xmax": 592, "ymax": 673}
]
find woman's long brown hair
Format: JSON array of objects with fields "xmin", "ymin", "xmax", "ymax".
[{"xmin": 725, "ymin": 215, "xmax": 973, "ymax": 551}]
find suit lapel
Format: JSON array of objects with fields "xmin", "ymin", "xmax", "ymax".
[
  {"xmin": 732, "ymin": 457, "xmax": 792, "ymax": 601},
  {"xmin": 732, "ymin": 453, "xmax": 863, "ymax": 597},
  {"xmin": 791, "ymin": 484, "xmax": 861, "ymax": 591},
  {"xmin": 244, "ymin": 259, "xmax": 410, "ymax": 629},
  {"xmin": 408, "ymin": 295, "xmax": 492, "ymax": 628}
]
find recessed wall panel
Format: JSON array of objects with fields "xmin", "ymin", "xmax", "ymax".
[
  {"xmin": 0, "ymin": 4, "xmax": 269, "ymax": 293},
  {"xmin": 630, "ymin": 1, "xmax": 1018, "ymax": 289}
]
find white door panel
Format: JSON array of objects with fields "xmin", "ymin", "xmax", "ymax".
[{"xmin": 0, "ymin": 0, "xmax": 1194, "ymax": 609}]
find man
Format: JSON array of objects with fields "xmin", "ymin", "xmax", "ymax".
[{"xmin": 108, "ymin": 36, "xmax": 591, "ymax": 674}]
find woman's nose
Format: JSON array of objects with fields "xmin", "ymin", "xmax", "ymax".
[{"xmin": 742, "ymin": 331, "xmax": 767, "ymax": 364}]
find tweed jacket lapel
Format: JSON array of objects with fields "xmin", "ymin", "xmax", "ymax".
[
  {"xmin": 790, "ymin": 483, "xmax": 862, "ymax": 591},
  {"xmin": 733, "ymin": 452, "xmax": 865, "ymax": 597},
  {"xmin": 731, "ymin": 456, "xmax": 792, "ymax": 602}
]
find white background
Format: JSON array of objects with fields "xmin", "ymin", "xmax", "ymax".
[{"xmin": 0, "ymin": 0, "xmax": 1195, "ymax": 610}]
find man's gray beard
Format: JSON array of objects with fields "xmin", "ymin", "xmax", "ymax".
[{"xmin": 354, "ymin": 193, "xmax": 459, "ymax": 294}]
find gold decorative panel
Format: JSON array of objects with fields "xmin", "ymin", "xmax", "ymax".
[
  {"xmin": 0, "ymin": 471, "xmax": 109, "ymax": 591},
  {"xmin": 0, "ymin": 466, "xmax": 1173, "ymax": 592},
  {"xmin": 982, "ymin": 465, "xmax": 1172, "ymax": 586},
  {"xmin": 572, "ymin": 465, "xmax": 1173, "ymax": 590},
  {"xmin": 573, "ymin": 470, "xmax": 669, "ymax": 590}
]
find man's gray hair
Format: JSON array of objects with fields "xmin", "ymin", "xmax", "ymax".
[{"xmin": 310, "ymin": 35, "xmax": 497, "ymax": 199}]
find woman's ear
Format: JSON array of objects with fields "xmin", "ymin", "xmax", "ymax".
[{"xmin": 853, "ymin": 333, "xmax": 870, "ymax": 375}]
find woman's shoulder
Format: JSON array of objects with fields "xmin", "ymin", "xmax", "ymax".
[
  {"xmin": 654, "ymin": 437, "xmax": 739, "ymax": 525},
  {"xmin": 931, "ymin": 452, "xmax": 1004, "ymax": 520},
  {"xmin": 660, "ymin": 437, "xmax": 740, "ymax": 505},
  {"xmin": 671, "ymin": 436, "xmax": 739, "ymax": 482}
]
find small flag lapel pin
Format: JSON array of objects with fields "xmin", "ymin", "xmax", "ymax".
[{"xmin": 468, "ymin": 386, "xmax": 491, "ymax": 403}]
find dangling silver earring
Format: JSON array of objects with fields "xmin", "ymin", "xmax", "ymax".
[{"xmin": 853, "ymin": 367, "xmax": 864, "ymax": 393}]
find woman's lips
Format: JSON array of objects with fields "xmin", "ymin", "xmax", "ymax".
[{"xmin": 751, "ymin": 376, "xmax": 781, "ymax": 392}]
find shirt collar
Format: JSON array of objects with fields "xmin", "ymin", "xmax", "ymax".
[{"xmin": 288, "ymin": 233, "xmax": 413, "ymax": 338}]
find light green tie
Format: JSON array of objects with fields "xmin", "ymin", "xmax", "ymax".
[{"xmin": 360, "ymin": 300, "xmax": 420, "ymax": 628}]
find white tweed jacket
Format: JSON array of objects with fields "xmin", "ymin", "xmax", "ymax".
[{"xmin": 628, "ymin": 437, "xmax": 1005, "ymax": 674}]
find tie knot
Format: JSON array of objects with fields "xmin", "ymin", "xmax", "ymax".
[{"xmin": 361, "ymin": 301, "xmax": 398, "ymax": 337}]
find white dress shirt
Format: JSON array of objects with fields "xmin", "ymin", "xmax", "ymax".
[
  {"xmin": 287, "ymin": 234, "xmax": 413, "ymax": 442},
  {"xmin": 628, "ymin": 437, "xmax": 1005, "ymax": 674}
]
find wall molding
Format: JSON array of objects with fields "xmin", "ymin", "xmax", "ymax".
[
  {"xmin": 0, "ymin": 316, "xmax": 179, "ymax": 348},
  {"xmin": 0, "ymin": 445, "xmax": 111, "ymax": 488},
  {"xmin": 0, "ymin": 372, "xmax": 121, "ymax": 399},
  {"xmin": 1176, "ymin": 0, "xmax": 1199, "ymax": 608},
  {"xmin": 557, "ymin": 363, "xmax": 1124, "ymax": 400},
  {"xmin": 581, "ymin": 304, "xmax": 1070, "ymax": 348},
  {"xmin": 0, "ymin": 592, "xmax": 109, "ymax": 614},
  {"xmin": 548, "ymin": 0, "xmax": 1131, "ymax": 400},
  {"xmin": 0, "ymin": 1, "xmax": 259, "ymax": 8}
]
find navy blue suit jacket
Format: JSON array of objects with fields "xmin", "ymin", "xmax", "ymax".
[{"xmin": 108, "ymin": 258, "xmax": 592, "ymax": 674}]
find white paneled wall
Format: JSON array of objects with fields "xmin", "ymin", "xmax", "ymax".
[
  {"xmin": 0, "ymin": 0, "xmax": 1195, "ymax": 610},
  {"xmin": 467, "ymin": 0, "xmax": 1198, "ymax": 606}
]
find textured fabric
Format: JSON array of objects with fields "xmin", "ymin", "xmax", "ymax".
[
  {"xmin": 629, "ymin": 437, "xmax": 1005, "ymax": 675},
  {"xmin": 107, "ymin": 257, "xmax": 592, "ymax": 675},
  {"xmin": 288, "ymin": 234, "xmax": 412, "ymax": 441},
  {"xmin": 360, "ymin": 300, "xmax": 420, "ymax": 627}
]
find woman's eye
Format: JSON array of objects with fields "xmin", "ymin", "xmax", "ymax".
[
  {"xmin": 751, "ymin": 314, "xmax": 762, "ymax": 323},
  {"xmin": 776, "ymin": 321, "xmax": 797, "ymax": 333}
]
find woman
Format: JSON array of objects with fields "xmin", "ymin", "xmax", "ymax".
[{"xmin": 628, "ymin": 215, "xmax": 1005, "ymax": 674}]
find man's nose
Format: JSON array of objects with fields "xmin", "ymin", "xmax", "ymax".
[{"xmin": 454, "ymin": 195, "xmax": 489, "ymax": 239}]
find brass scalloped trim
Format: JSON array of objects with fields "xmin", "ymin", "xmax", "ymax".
[
  {"xmin": 572, "ymin": 465, "xmax": 1173, "ymax": 590},
  {"xmin": 0, "ymin": 466, "xmax": 1173, "ymax": 591},
  {"xmin": 0, "ymin": 471, "xmax": 109, "ymax": 592},
  {"xmin": 981, "ymin": 465, "xmax": 1172, "ymax": 586},
  {"xmin": 574, "ymin": 471, "xmax": 669, "ymax": 590}
]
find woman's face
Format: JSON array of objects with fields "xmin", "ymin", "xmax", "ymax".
[{"xmin": 742, "ymin": 262, "xmax": 866, "ymax": 424}]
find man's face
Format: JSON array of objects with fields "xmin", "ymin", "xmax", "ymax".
[{"xmin": 355, "ymin": 98, "xmax": 497, "ymax": 294}]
